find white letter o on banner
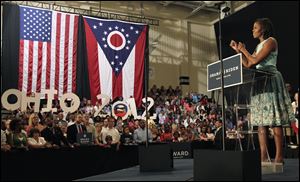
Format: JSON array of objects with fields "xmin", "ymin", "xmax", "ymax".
[
  {"xmin": 59, "ymin": 93, "xmax": 80, "ymax": 113},
  {"xmin": 1, "ymin": 89, "xmax": 21, "ymax": 111}
]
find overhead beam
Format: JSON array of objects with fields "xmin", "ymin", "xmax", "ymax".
[
  {"xmin": 172, "ymin": 1, "xmax": 219, "ymax": 13},
  {"xmin": 2, "ymin": 1, "xmax": 160, "ymax": 26},
  {"xmin": 172, "ymin": 1, "xmax": 197, "ymax": 9},
  {"xmin": 185, "ymin": 3, "xmax": 207, "ymax": 18},
  {"xmin": 162, "ymin": 1, "xmax": 174, "ymax": 7}
]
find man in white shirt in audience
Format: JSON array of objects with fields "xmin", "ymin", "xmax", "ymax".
[
  {"xmin": 133, "ymin": 120, "xmax": 153, "ymax": 144},
  {"xmin": 101, "ymin": 117, "xmax": 120, "ymax": 145}
]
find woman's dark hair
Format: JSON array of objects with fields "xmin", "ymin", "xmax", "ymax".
[
  {"xmin": 164, "ymin": 124, "xmax": 171, "ymax": 133},
  {"xmin": 9, "ymin": 118, "xmax": 22, "ymax": 132},
  {"xmin": 29, "ymin": 128, "xmax": 40, "ymax": 137},
  {"xmin": 255, "ymin": 18, "xmax": 275, "ymax": 39}
]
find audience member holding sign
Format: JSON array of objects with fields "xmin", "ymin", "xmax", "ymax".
[{"xmin": 66, "ymin": 114, "xmax": 87, "ymax": 146}]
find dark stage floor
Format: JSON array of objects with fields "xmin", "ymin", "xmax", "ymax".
[{"xmin": 77, "ymin": 158, "xmax": 299, "ymax": 181}]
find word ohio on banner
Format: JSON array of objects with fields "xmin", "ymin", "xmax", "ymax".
[{"xmin": 1, "ymin": 89, "xmax": 155, "ymax": 120}]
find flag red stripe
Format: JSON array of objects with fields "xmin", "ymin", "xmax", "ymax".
[
  {"xmin": 112, "ymin": 72, "xmax": 123, "ymax": 100},
  {"xmin": 134, "ymin": 26, "xmax": 147, "ymax": 107},
  {"xmin": 84, "ymin": 19, "xmax": 100, "ymax": 104},
  {"xmin": 63, "ymin": 15, "xmax": 70, "ymax": 94},
  {"xmin": 72, "ymin": 16, "xmax": 79, "ymax": 93},
  {"xmin": 36, "ymin": 41, "xmax": 43, "ymax": 93},
  {"xmin": 55, "ymin": 13, "xmax": 61, "ymax": 95},
  {"xmin": 46, "ymin": 42, "xmax": 51, "ymax": 90},
  {"xmin": 19, "ymin": 40, "xmax": 24, "ymax": 91},
  {"xmin": 27, "ymin": 40, "xmax": 34, "ymax": 95}
]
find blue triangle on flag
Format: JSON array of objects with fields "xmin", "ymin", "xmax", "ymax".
[{"xmin": 85, "ymin": 18, "xmax": 145, "ymax": 76}]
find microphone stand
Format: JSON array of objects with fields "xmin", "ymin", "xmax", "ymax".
[
  {"xmin": 145, "ymin": 25, "xmax": 149, "ymax": 148},
  {"xmin": 217, "ymin": 3, "xmax": 230, "ymax": 151}
]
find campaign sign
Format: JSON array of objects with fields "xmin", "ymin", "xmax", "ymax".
[
  {"xmin": 77, "ymin": 133, "xmax": 93, "ymax": 145},
  {"xmin": 207, "ymin": 53, "xmax": 242, "ymax": 91}
]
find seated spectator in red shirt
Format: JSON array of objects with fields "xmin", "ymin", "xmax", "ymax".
[
  {"xmin": 160, "ymin": 124, "xmax": 173, "ymax": 142},
  {"xmin": 184, "ymin": 102, "xmax": 194, "ymax": 114}
]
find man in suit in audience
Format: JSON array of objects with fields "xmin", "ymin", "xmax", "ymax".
[
  {"xmin": 67, "ymin": 114, "xmax": 87, "ymax": 145},
  {"xmin": 214, "ymin": 119, "xmax": 223, "ymax": 150}
]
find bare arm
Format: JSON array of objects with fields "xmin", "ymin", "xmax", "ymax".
[
  {"xmin": 238, "ymin": 38, "xmax": 277, "ymax": 68},
  {"xmin": 241, "ymin": 51, "xmax": 257, "ymax": 68},
  {"xmin": 241, "ymin": 54, "xmax": 250, "ymax": 68}
]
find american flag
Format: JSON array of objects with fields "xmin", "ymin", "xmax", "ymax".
[
  {"xmin": 18, "ymin": 6, "xmax": 79, "ymax": 97},
  {"xmin": 83, "ymin": 16, "xmax": 147, "ymax": 106}
]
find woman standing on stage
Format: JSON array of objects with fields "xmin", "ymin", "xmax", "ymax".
[{"xmin": 230, "ymin": 18, "xmax": 295, "ymax": 164}]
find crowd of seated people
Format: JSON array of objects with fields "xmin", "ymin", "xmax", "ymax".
[{"xmin": 4, "ymin": 84, "xmax": 296, "ymax": 152}]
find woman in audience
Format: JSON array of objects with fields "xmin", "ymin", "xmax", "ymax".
[
  {"xmin": 172, "ymin": 131, "xmax": 181, "ymax": 142},
  {"xmin": 27, "ymin": 128, "xmax": 52, "ymax": 149},
  {"xmin": 199, "ymin": 126, "xmax": 208, "ymax": 141},
  {"xmin": 150, "ymin": 126, "xmax": 160, "ymax": 142},
  {"xmin": 206, "ymin": 126, "xmax": 215, "ymax": 141},
  {"xmin": 7, "ymin": 119, "xmax": 28, "ymax": 150},
  {"xmin": 26, "ymin": 113, "xmax": 43, "ymax": 135}
]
